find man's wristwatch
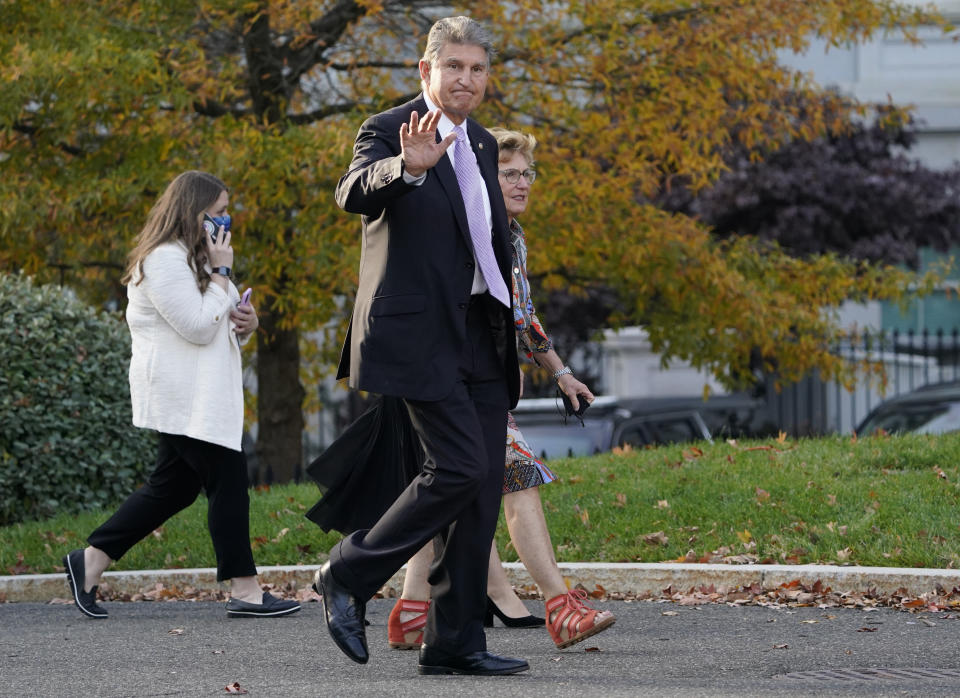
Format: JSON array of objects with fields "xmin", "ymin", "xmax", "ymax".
[
  {"xmin": 553, "ymin": 366, "xmax": 573, "ymax": 381},
  {"xmin": 211, "ymin": 266, "xmax": 232, "ymax": 278}
]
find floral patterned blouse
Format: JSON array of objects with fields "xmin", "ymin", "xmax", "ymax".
[{"xmin": 510, "ymin": 219, "xmax": 553, "ymax": 358}]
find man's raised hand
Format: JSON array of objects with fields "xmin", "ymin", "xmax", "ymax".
[{"xmin": 400, "ymin": 109, "xmax": 457, "ymax": 178}]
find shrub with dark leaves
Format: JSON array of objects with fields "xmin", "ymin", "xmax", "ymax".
[
  {"xmin": 0, "ymin": 272, "xmax": 154, "ymax": 524},
  {"xmin": 662, "ymin": 114, "xmax": 960, "ymax": 269}
]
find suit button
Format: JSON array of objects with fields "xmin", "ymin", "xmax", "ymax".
[
  {"xmin": 465, "ymin": 261, "xmax": 475, "ymax": 270},
  {"xmin": 458, "ymin": 302, "xmax": 467, "ymax": 310}
]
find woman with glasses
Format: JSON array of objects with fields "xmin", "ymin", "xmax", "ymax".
[{"xmin": 386, "ymin": 129, "xmax": 616, "ymax": 651}]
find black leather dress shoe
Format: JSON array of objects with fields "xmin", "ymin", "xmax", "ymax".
[
  {"xmin": 63, "ymin": 549, "xmax": 108, "ymax": 619},
  {"xmin": 418, "ymin": 645, "xmax": 529, "ymax": 676},
  {"xmin": 316, "ymin": 562, "xmax": 369, "ymax": 664}
]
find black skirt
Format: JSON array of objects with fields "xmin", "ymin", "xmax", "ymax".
[{"xmin": 305, "ymin": 395, "xmax": 424, "ymax": 535}]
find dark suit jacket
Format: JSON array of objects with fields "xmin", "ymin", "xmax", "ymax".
[{"xmin": 334, "ymin": 96, "xmax": 520, "ymax": 407}]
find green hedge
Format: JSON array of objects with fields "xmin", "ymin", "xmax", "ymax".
[{"xmin": 0, "ymin": 272, "xmax": 154, "ymax": 524}]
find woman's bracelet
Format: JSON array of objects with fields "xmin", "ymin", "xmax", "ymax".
[{"xmin": 553, "ymin": 366, "xmax": 573, "ymax": 381}]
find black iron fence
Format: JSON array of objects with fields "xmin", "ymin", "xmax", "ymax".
[{"xmin": 768, "ymin": 327, "xmax": 960, "ymax": 436}]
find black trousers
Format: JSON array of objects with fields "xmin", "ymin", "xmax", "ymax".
[
  {"xmin": 87, "ymin": 432, "xmax": 257, "ymax": 582},
  {"xmin": 330, "ymin": 295, "xmax": 509, "ymax": 655}
]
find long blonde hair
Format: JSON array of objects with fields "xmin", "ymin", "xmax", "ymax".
[{"xmin": 122, "ymin": 171, "xmax": 227, "ymax": 291}]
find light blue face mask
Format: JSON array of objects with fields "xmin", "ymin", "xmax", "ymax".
[{"xmin": 208, "ymin": 214, "xmax": 231, "ymax": 231}]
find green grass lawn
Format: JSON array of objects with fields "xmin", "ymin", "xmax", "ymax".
[{"xmin": 3, "ymin": 432, "xmax": 960, "ymax": 575}]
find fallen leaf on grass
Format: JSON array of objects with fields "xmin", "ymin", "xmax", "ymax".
[
  {"xmin": 6, "ymin": 552, "xmax": 32, "ymax": 575},
  {"xmin": 225, "ymin": 682, "xmax": 248, "ymax": 694},
  {"xmin": 643, "ymin": 531, "xmax": 668, "ymax": 546},
  {"xmin": 654, "ymin": 500, "xmax": 670, "ymax": 510},
  {"xmin": 613, "ymin": 493, "xmax": 627, "ymax": 508},
  {"xmin": 574, "ymin": 504, "xmax": 590, "ymax": 526}
]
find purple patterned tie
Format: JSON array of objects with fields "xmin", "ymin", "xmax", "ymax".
[{"xmin": 452, "ymin": 125, "xmax": 510, "ymax": 307}]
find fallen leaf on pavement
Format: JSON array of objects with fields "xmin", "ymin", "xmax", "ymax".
[
  {"xmin": 856, "ymin": 627, "xmax": 877, "ymax": 632},
  {"xmin": 168, "ymin": 628, "xmax": 185, "ymax": 635},
  {"xmin": 224, "ymin": 682, "xmax": 248, "ymax": 694},
  {"xmin": 584, "ymin": 647, "xmax": 601, "ymax": 652},
  {"xmin": 772, "ymin": 643, "xmax": 789, "ymax": 649}
]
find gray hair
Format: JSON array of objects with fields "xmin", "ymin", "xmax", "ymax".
[
  {"xmin": 422, "ymin": 16, "xmax": 496, "ymax": 66},
  {"xmin": 489, "ymin": 127, "xmax": 537, "ymax": 166}
]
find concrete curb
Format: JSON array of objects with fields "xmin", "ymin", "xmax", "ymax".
[{"xmin": 2, "ymin": 562, "xmax": 958, "ymax": 603}]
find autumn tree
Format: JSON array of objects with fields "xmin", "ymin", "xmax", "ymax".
[{"xmin": 1, "ymin": 1, "xmax": 948, "ymax": 481}]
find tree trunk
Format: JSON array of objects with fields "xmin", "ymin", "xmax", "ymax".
[{"xmin": 255, "ymin": 297, "xmax": 305, "ymax": 484}]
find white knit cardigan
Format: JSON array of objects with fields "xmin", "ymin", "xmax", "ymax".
[{"xmin": 126, "ymin": 241, "xmax": 246, "ymax": 451}]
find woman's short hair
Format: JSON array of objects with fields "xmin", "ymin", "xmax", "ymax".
[
  {"xmin": 422, "ymin": 16, "xmax": 495, "ymax": 66},
  {"xmin": 489, "ymin": 127, "xmax": 537, "ymax": 165}
]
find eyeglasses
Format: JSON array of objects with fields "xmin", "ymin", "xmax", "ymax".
[{"xmin": 498, "ymin": 168, "xmax": 537, "ymax": 184}]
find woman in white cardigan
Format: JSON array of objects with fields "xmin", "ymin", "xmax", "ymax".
[{"xmin": 63, "ymin": 171, "xmax": 299, "ymax": 619}]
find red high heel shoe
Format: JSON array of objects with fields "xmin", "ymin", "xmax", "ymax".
[{"xmin": 387, "ymin": 598, "xmax": 430, "ymax": 650}]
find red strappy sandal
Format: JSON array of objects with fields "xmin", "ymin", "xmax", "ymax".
[
  {"xmin": 387, "ymin": 598, "xmax": 431, "ymax": 650},
  {"xmin": 545, "ymin": 589, "xmax": 616, "ymax": 649}
]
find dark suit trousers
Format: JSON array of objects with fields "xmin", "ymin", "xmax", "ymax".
[{"xmin": 329, "ymin": 295, "xmax": 509, "ymax": 655}]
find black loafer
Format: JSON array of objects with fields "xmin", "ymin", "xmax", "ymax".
[
  {"xmin": 316, "ymin": 562, "xmax": 369, "ymax": 664},
  {"xmin": 225, "ymin": 591, "xmax": 301, "ymax": 618},
  {"xmin": 63, "ymin": 549, "xmax": 107, "ymax": 619},
  {"xmin": 418, "ymin": 645, "xmax": 529, "ymax": 676}
]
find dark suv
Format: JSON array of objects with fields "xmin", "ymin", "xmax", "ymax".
[
  {"xmin": 856, "ymin": 381, "xmax": 960, "ymax": 436},
  {"xmin": 511, "ymin": 393, "xmax": 764, "ymax": 460}
]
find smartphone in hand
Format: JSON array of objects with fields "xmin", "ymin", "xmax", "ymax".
[
  {"xmin": 240, "ymin": 288, "xmax": 252, "ymax": 306},
  {"xmin": 203, "ymin": 213, "xmax": 232, "ymax": 243},
  {"xmin": 560, "ymin": 390, "xmax": 590, "ymax": 426}
]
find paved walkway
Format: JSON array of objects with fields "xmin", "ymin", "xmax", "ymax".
[{"xmin": 3, "ymin": 597, "xmax": 960, "ymax": 697}]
